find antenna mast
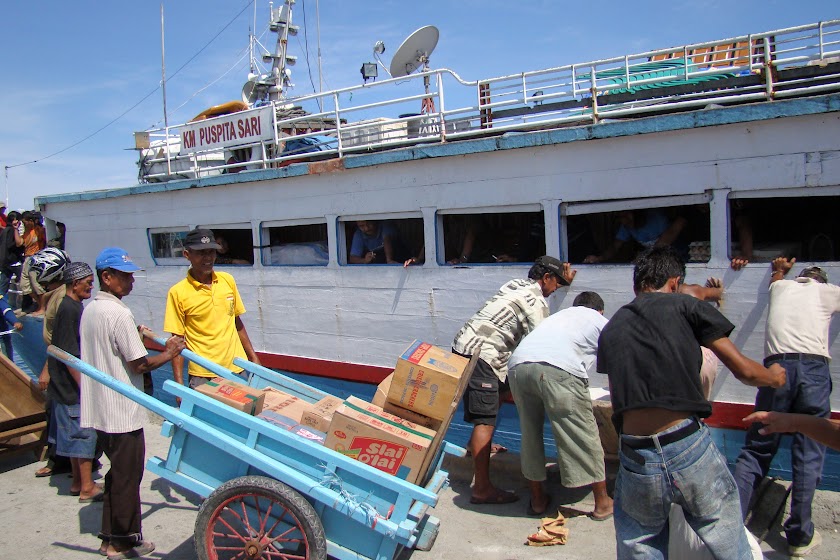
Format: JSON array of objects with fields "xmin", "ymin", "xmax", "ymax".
[{"xmin": 160, "ymin": 3, "xmax": 169, "ymax": 129}]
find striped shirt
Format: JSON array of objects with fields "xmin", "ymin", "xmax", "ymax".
[
  {"xmin": 80, "ymin": 291, "xmax": 148, "ymax": 433},
  {"xmin": 453, "ymin": 278, "xmax": 549, "ymax": 382}
]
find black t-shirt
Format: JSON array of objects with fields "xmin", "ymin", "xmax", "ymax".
[
  {"xmin": 597, "ymin": 292, "xmax": 734, "ymax": 432},
  {"xmin": 47, "ymin": 296, "xmax": 83, "ymax": 406},
  {"xmin": 0, "ymin": 226, "xmax": 23, "ymax": 272}
]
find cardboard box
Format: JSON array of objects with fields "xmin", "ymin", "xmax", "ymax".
[
  {"xmin": 388, "ymin": 341, "xmax": 469, "ymax": 421},
  {"xmin": 258, "ymin": 410, "xmax": 326, "ymax": 445},
  {"xmin": 374, "ymin": 373, "xmax": 441, "ymax": 430},
  {"xmin": 196, "ymin": 377, "xmax": 265, "ymax": 415},
  {"xmin": 300, "ymin": 395, "xmax": 343, "ymax": 432},
  {"xmin": 324, "ymin": 396, "xmax": 436, "ymax": 484},
  {"xmin": 261, "ymin": 387, "xmax": 312, "ymax": 422}
]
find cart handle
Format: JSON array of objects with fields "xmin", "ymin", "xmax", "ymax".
[{"xmin": 140, "ymin": 328, "xmax": 244, "ymax": 384}]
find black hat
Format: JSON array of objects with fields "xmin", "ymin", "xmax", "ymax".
[
  {"xmin": 534, "ymin": 255, "xmax": 570, "ymax": 286},
  {"xmin": 184, "ymin": 228, "xmax": 222, "ymax": 251},
  {"xmin": 798, "ymin": 266, "xmax": 828, "ymax": 284}
]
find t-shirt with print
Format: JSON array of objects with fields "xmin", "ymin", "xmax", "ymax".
[{"xmin": 453, "ymin": 278, "xmax": 548, "ymax": 382}]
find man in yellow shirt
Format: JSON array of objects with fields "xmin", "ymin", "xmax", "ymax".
[{"xmin": 164, "ymin": 228, "xmax": 260, "ymax": 389}]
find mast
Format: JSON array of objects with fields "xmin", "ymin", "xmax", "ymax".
[
  {"xmin": 160, "ymin": 3, "xmax": 169, "ymax": 129},
  {"xmin": 266, "ymin": 0, "xmax": 298, "ymax": 101}
]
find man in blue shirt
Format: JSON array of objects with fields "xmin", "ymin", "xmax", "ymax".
[{"xmin": 348, "ymin": 221, "xmax": 407, "ymax": 264}]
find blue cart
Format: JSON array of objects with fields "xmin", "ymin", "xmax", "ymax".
[{"xmin": 48, "ymin": 341, "xmax": 470, "ymax": 560}]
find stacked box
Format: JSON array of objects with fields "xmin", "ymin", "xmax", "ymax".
[
  {"xmin": 261, "ymin": 387, "xmax": 312, "ymax": 422},
  {"xmin": 388, "ymin": 341, "xmax": 469, "ymax": 421},
  {"xmin": 324, "ymin": 396, "xmax": 436, "ymax": 484},
  {"xmin": 258, "ymin": 410, "xmax": 326, "ymax": 445},
  {"xmin": 300, "ymin": 395, "xmax": 344, "ymax": 432},
  {"xmin": 373, "ymin": 373, "xmax": 441, "ymax": 430},
  {"xmin": 195, "ymin": 377, "xmax": 265, "ymax": 415}
]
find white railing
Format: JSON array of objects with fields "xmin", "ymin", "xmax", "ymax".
[{"xmin": 139, "ymin": 19, "xmax": 840, "ymax": 183}]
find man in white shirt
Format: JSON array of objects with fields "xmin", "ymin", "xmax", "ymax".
[
  {"xmin": 734, "ymin": 257, "xmax": 840, "ymax": 557},
  {"xmin": 508, "ymin": 291, "xmax": 613, "ymax": 522},
  {"xmin": 80, "ymin": 247, "xmax": 184, "ymax": 560}
]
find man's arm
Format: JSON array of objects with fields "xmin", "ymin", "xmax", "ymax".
[
  {"xmin": 679, "ymin": 277, "xmax": 723, "ymax": 303},
  {"xmin": 744, "ymin": 411, "xmax": 840, "ymax": 451},
  {"xmin": 127, "ymin": 335, "xmax": 185, "ymax": 375},
  {"xmin": 654, "ymin": 216, "xmax": 688, "ymax": 247},
  {"xmin": 769, "ymin": 256, "xmax": 795, "ymax": 285},
  {"xmin": 235, "ymin": 316, "xmax": 261, "ymax": 365},
  {"xmin": 706, "ymin": 337, "xmax": 785, "ymax": 388}
]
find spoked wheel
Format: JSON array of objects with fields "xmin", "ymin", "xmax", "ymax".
[{"xmin": 195, "ymin": 475, "xmax": 327, "ymax": 560}]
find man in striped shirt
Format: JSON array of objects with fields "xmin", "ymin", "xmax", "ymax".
[{"xmin": 80, "ymin": 247, "xmax": 185, "ymax": 560}]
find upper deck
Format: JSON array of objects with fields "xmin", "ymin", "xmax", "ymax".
[{"xmin": 36, "ymin": 18, "xmax": 840, "ymax": 202}]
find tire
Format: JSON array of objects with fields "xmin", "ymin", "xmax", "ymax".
[{"xmin": 195, "ymin": 475, "xmax": 327, "ymax": 560}]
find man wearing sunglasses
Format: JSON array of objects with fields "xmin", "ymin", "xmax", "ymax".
[{"xmin": 734, "ymin": 257, "xmax": 840, "ymax": 557}]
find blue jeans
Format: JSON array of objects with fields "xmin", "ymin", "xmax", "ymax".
[
  {"xmin": 615, "ymin": 418, "xmax": 751, "ymax": 560},
  {"xmin": 734, "ymin": 358, "xmax": 831, "ymax": 547}
]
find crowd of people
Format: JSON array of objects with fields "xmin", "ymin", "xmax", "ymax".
[{"xmin": 2, "ymin": 216, "xmax": 838, "ymax": 559}]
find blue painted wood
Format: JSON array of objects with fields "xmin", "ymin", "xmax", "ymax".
[
  {"xmin": 234, "ymin": 356, "xmax": 328, "ymax": 402},
  {"xmin": 145, "ymin": 333, "xmax": 243, "ymax": 383},
  {"xmin": 48, "ymin": 344, "xmax": 456, "ymax": 560}
]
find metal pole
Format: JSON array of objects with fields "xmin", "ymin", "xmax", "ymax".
[
  {"xmin": 316, "ymin": 0, "xmax": 323, "ymax": 111},
  {"xmin": 160, "ymin": 4, "xmax": 171, "ymax": 177}
]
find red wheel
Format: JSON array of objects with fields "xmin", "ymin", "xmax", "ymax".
[{"xmin": 195, "ymin": 475, "xmax": 327, "ymax": 560}]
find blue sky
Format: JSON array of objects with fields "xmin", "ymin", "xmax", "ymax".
[{"xmin": 1, "ymin": 0, "xmax": 836, "ymax": 211}]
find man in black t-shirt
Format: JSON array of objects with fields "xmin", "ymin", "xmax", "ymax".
[
  {"xmin": 0, "ymin": 211, "xmax": 24, "ymax": 298},
  {"xmin": 47, "ymin": 262, "xmax": 100, "ymax": 502},
  {"xmin": 597, "ymin": 246, "xmax": 785, "ymax": 560}
]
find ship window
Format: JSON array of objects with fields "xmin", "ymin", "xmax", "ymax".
[
  {"xmin": 262, "ymin": 221, "xmax": 329, "ymax": 266},
  {"xmin": 438, "ymin": 211, "xmax": 545, "ymax": 264},
  {"xmin": 148, "ymin": 228, "xmax": 189, "ymax": 265},
  {"xmin": 565, "ymin": 201, "xmax": 710, "ymax": 264},
  {"xmin": 729, "ymin": 196, "xmax": 840, "ymax": 263},
  {"xmin": 340, "ymin": 217, "xmax": 424, "ymax": 265},
  {"xmin": 205, "ymin": 228, "xmax": 254, "ymax": 265}
]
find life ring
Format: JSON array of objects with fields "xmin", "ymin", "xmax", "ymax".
[{"xmin": 190, "ymin": 101, "xmax": 250, "ymax": 122}]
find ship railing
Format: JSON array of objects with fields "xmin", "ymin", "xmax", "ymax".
[{"xmin": 137, "ymin": 19, "xmax": 840, "ymax": 183}]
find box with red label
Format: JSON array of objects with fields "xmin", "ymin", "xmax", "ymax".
[
  {"xmin": 324, "ymin": 396, "xmax": 436, "ymax": 484},
  {"xmin": 388, "ymin": 341, "xmax": 469, "ymax": 421},
  {"xmin": 300, "ymin": 395, "xmax": 343, "ymax": 432},
  {"xmin": 261, "ymin": 387, "xmax": 312, "ymax": 422},
  {"xmin": 195, "ymin": 377, "xmax": 265, "ymax": 415},
  {"xmin": 373, "ymin": 373, "xmax": 441, "ymax": 430}
]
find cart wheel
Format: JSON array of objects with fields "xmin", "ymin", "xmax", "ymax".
[{"xmin": 195, "ymin": 475, "xmax": 327, "ymax": 560}]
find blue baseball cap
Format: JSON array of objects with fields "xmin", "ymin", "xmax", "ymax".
[{"xmin": 95, "ymin": 247, "xmax": 143, "ymax": 272}]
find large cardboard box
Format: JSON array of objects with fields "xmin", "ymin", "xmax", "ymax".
[
  {"xmin": 196, "ymin": 377, "xmax": 265, "ymax": 415},
  {"xmin": 300, "ymin": 395, "xmax": 343, "ymax": 432},
  {"xmin": 388, "ymin": 341, "xmax": 469, "ymax": 421},
  {"xmin": 261, "ymin": 387, "xmax": 312, "ymax": 422},
  {"xmin": 374, "ymin": 373, "xmax": 441, "ymax": 430},
  {"xmin": 324, "ymin": 396, "xmax": 436, "ymax": 484},
  {"xmin": 258, "ymin": 410, "xmax": 327, "ymax": 445}
]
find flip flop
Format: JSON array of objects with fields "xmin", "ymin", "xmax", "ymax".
[
  {"xmin": 470, "ymin": 489, "xmax": 519, "ymax": 505},
  {"xmin": 34, "ymin": 466, "xmax": 53, "ymax": 478},
  {"xmin": 490, "ymin": 443, "xmax": 508, "ymax": 454},
  {"xmin": 526, "ymin": 495, "xmax": 553, "ymax": 517},
  {"xmin": 79, "ymin": 484, "xmax": 105, "ymax": 503},
  {"xmin": 106, "ymin": 541, "xmax": 155, "ymax": 560},
  {"xmin": 589, "ymin": 511, "xmax": 613, "ymax": 522}
]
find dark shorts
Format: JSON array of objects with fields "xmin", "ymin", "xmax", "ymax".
[
  {"xmin": 53, "ymin": 402, "xmax": 97, "ymax": 459},
  {"xmin": 457, "ymin": 354, "xmax": 509, "ymax": 426}
]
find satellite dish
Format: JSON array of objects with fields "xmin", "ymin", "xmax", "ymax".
[
  {"xmin": 389, "ymin": 26, "xmax": 439, "ymax": 78},
  {"xmin": 241, "ymin": 78, "xmax": 262, "ymax": 105}
]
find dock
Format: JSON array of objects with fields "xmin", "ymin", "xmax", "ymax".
[{"xmin": 1, "ymin": 411, "xmax": 838, "ymax": 559}]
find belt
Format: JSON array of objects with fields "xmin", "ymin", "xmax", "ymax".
[
  {"xmin": 764, "ymin": 353, "xmax": 828, "ymax": 366},
  {"xmin": 621, "ymin": 418, "xmax": 701, "ymax": 451}
]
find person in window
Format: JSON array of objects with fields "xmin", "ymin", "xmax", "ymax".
[
  {"xmin": 583, "ymin": 208, "xmax": 687, "ymax": 264},
  {"xmin": 348, "ymin": 220, "xmax": 408, "ymax": 264},
  {"xmin": 214, "ymin": 235, "xmax": 250, "ymax": 265},
  {"xmin": 48, "ymin": 222, "xmax": 66, "ymax": 250}
]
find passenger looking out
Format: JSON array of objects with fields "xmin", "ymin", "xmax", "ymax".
[
  {"xmin": 214, "ymin": 235, "xmax": 250, "ymax": 265},
  {"xmin": 0, "ymin": 211, "xmax": 24, "ymax": 298},
  {"xmin": 348, "ymin": 220, "xmax": 408, "ymax": 264},
  {"xmin": 48, "ymin": 222, "xmax": 66, "ymax": 250},
  {"xmin": 583, "ymin": 208, "xmax": 687, "ymax": 264}
]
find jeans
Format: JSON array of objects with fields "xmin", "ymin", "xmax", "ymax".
[
  {"xmin": 615, "ymin": 418, "xmax": 751, "ymax": 560},
  {"xmin": 733, "ymin": 358, "xmax": 831, "ymax": 547}
]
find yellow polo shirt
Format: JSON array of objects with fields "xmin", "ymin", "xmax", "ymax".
[{"xmin": 164, "ymin": 270, "xmax": 247, "ymax": 377}]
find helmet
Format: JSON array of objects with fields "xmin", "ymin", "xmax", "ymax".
[{"xmin": 31, "ymin": 247, "xmax": 71, "ymax": 285}]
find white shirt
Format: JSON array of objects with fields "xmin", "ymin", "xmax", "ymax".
[
  {"xmin": 509, "ymin": 305, "xmax": 608, "ymax": 378},
  {"xmin": 80, "ymin": 291, "xmax": 149, "ymax": 433},
  {"xmin": 765, "ymin": 277, "xmax": 840, "ymax": 359}
]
